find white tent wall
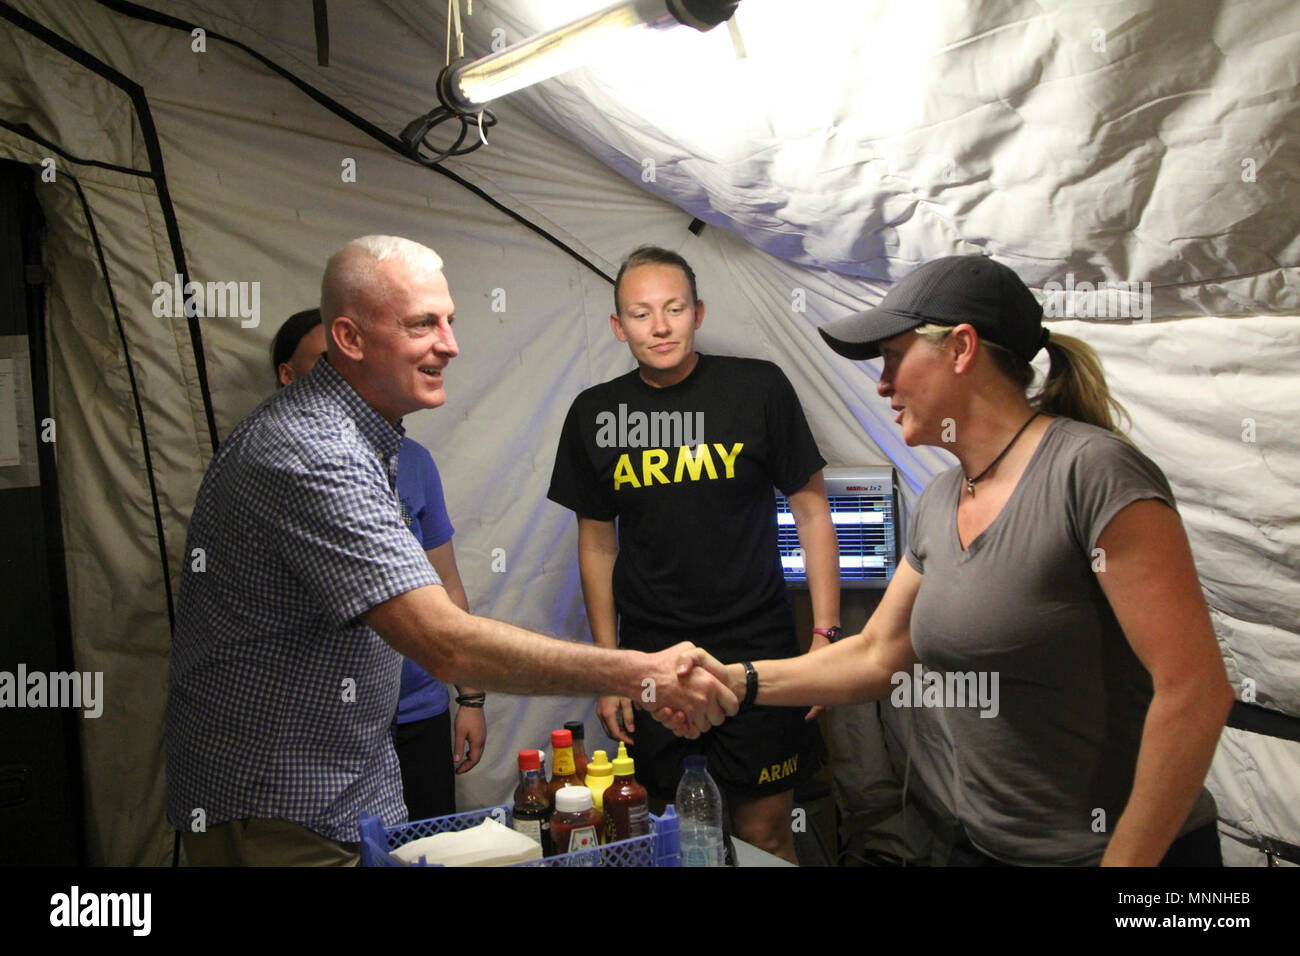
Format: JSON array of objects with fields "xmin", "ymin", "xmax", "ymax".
[
  {"xmin": 1, "ymin": 0, "xmax": 1296, "ymax": 865},
  {"xmin": 504, "ymin": 0, "xmax": 1300, "ymax": 304},
  {"xmin": 1215, "ymin": 728, "xmax": 1300, "ymax": 866}
]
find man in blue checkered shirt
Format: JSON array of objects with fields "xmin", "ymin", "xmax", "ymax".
[{"xmin": 166, "ymin": 236, "xmax": 737, "ymax": 865}]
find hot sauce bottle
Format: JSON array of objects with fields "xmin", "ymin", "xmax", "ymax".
[
  {"xmin": 601, "ymin": 742, "xmax": 650, "ymax": 844},
  {"xmin": 511, "ymin": 749, "xmax": 554, "ymax": 856},
  {"xmin": 564, "ymin": 720, "xmax": 590, "ymax": 780},
  {"xmin": 547, "ymin": 729, "xmax": 584, "ymax": 798}
]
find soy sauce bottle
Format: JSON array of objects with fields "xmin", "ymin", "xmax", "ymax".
[
  {"xmin": 564, "ymin": 720, "xmax": 590, "ymax": 780},
  {"xmin": 512, "ymin": 749, "xmax": 554, "ymax": 856}
]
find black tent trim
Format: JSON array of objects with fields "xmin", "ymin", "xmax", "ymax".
[
  {"xmin": 0, "ymin": 118, "xmax": 150, "ymax": 178},
  {"xmin": 1227, "ymin": 700, "xmax": 1300, "ymax": 746},
  {"xmin": 92, "ymin": 0, "xmax": 617, "ymax": 286}
]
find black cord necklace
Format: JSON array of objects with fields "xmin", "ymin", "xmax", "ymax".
[{"xmin": 964, "ymin": 410, "xmax": 1042, "ymax": 497}]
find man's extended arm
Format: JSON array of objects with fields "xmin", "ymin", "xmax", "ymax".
[{"xmin": 363, "ymin": 584, "xmax": 736, "ymax": 735}]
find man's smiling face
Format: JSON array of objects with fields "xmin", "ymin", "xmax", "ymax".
[{"xmin": 358, "ymin": 261, "xmax": 459, "ymax": 421}]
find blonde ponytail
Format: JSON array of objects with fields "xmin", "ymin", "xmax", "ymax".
[
  {"xmin": 1036, "ymin": 333, "xmax": 1130, "ymax": 433},
  {"xmin": 915, "ymin": 324, "xmax": 1130, "ymax": 434}
]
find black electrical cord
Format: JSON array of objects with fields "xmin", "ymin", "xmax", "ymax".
[{"xmin": 398, "ymin": 105, "xmax": 497, "ymax": 166}]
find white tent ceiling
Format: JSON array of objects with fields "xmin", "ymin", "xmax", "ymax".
[{"xmin": 0, "ymin": 0, "xmax": 1295, "ymax": 865}]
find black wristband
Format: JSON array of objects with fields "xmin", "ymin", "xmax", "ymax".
[
  {"xmin": 456, "ymin": 693, "xmax": 486, "ymax": 707},
  {"xmin": 741, "ymin": 661, "xmax": 758, "ymax": 711}
]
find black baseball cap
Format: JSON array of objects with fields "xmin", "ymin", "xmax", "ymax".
[{"xmin": 819, "ymin": 255, "xmax": 1046, "ymax": 363}]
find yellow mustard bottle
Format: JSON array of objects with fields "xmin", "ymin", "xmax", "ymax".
[{"xmin": 584, "ymin": 749, "xmax": 615, "ymax": 813}]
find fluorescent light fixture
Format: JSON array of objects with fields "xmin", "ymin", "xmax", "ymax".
[{"xmin": 437, "ymin": 0, "xmax": 739, "ymax": 113}]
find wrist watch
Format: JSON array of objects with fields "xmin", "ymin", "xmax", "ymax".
[{"xmin": 813, "ymin": 626, "xmax": 844, "ymax": 643}]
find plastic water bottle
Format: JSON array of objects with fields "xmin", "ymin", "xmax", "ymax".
[{"xmin": 675, "ymin": 755, "xmax": 725, "ymax": 867}]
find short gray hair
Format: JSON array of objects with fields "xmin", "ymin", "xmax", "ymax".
[{"xmin": 320, "ymin": 235, "xmax": 443, "ymax": 331}]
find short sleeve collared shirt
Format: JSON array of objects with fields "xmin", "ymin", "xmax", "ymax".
[{"xmin": 166, "ymin": 358, "xmax": 441, "ymax": 843}]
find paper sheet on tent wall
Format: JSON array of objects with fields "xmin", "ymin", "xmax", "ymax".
[
  {"xmin": 0, "ymin": 335, "xmax": 39, "ymax": 489},
  {"xmin": 0, "ymin": 359, "xmax": 17, "ymax": 464}
]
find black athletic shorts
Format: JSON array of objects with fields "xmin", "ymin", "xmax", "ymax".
[{"xmin": 619, "ymin": 603, "xmax": 825, "ymax": 802}]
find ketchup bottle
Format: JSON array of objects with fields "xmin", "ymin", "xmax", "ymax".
[
  {"xmin": 548, "ymin": 729, "xmax": 584, "ymax": 798},
  {"xmin": 511, "ymin": 749, "xmax": 554, "ymax": 856},
  {"xmin": 551, "ymin": 786, "xmax": 602, "ymax": 865},
  {"xmin": 602, "ymin": 742, "xmax": 650, "ymax": 845}
]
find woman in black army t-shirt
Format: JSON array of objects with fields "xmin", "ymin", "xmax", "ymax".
[{"xmin": 547, "ymin": 246, "xmax": 842, "ymax": 864}]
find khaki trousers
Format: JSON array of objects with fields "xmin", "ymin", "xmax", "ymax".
[{"xmin": 181, "ymin": 818, "xmax": 361, "ymax": 866}]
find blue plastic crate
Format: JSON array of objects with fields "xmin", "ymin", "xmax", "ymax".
[{"xmin": 359, "ymin": 804, "xmax": 681, "ymax": 867}]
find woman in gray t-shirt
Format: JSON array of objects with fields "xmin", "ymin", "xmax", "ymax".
[{"xmin": 677, "ymin": 256, "xmax": 1232, "ymax": 866}]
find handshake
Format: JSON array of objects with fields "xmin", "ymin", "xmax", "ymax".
[{"xmin": 601, "ymin": 643, "xmax": 741, "ymax": 742}]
